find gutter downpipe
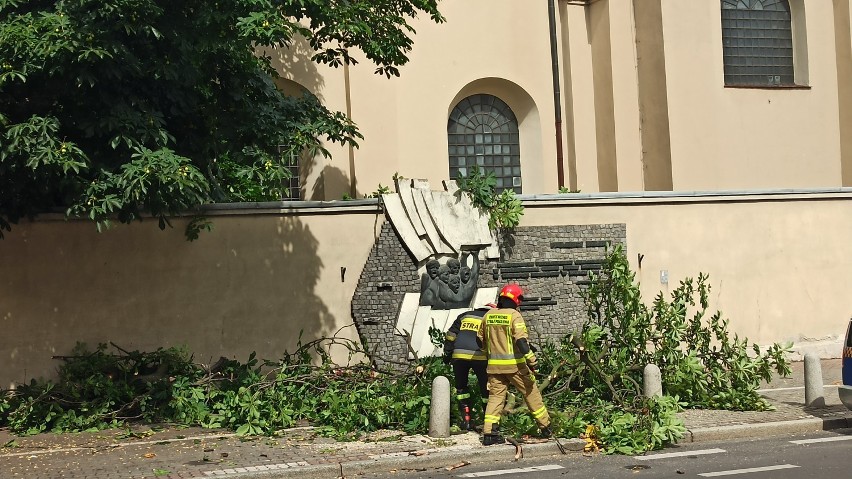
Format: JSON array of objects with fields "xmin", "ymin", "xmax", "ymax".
[{"xmin": 548, "ymin": 0, "xmax": 566, "ymax": 189}]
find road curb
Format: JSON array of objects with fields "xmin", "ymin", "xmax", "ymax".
[
  {"xmin": 218, "ymin": 438, "xmax": 586, "ymax": 479},
  {"xmin": 201, "ymin": 415, "xmax": 852, "ymax": 479},
  {"xmin": 686, "ymin": 417, "xmax": 852, "ymax": 443}
]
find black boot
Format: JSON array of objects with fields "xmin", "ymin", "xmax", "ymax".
[
  {"xmin": 482, "ymin": 426, "xmax": 505, "ymax": 446},
  {"xmin": 539, "ymin": 426, "xmax": 553, "ymax": 438}
]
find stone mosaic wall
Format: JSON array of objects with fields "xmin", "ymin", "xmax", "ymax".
[
  {"xmin": 478, "ymin": 225, "xmax": 626, "ymax": 345},
  {"xmin": 351, "ymin": 222, "xmax": 420, "ymax": 366},
  {"xmin": 352, "ymin": 221, "xmax": 626, "ymax": 365}
]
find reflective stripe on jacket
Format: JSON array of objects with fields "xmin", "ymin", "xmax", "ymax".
[
  {"xmin": 444, "ymin": 308, "xmax": 488, "ymax": 361},
  {"xmin": 477, "ymin": 307, "xmax": 534, "ymax": 373}
]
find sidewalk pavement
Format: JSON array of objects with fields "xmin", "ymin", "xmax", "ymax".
[{"xmin": 2, "ymin": 359, "xmax": 851, "ymax": 479}]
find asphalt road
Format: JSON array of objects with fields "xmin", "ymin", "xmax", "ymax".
[{"xmin": 361, "ymin": 428, "xmax": 852, "ymax": 479}]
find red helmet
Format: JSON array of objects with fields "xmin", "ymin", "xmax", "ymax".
[{"xmin": 499, "ymin": 284, "xmax": 524, "ymax": 306}]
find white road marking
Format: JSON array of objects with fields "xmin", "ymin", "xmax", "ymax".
[
  {"xmin": 790, "ymin": 436, "xmax": 852, "ymax": 445},
  {"xmin": 202, "ymin": 461, "xmax": 309, "ymax": 475},
  {"xmin": 635, "ymin": 448, "xmax": 726, "ymax": 460},
  {"xmin": 698, "ymin": 464, "xmax": 799, "ymax": 477},
  {"xmin": 459, "ymin": 464, "xmax": 564, "ymax": 477},
  {"xmin": 756, "ymin": 385, "xmax": 838, "ymax": 392},
  {"xmin": 1, "ymin": 446, "xmax": 89, "ymax": 457}
]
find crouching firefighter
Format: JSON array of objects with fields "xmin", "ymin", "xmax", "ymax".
[
  {"xmin": 443, "ymin": 302, "xmax": 495, "ymax": 430},
  {"xmin": 477, "ymin": 284, "xmax": 552, "ymax": 445}
]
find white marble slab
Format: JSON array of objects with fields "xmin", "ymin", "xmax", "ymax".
[
  {"xmin": 395, "ymin": 293, "xmax": 421, "ymax": 341},
  {"xmin": 396, "ymin": 178, "xmax": 427, "ymax": 236},
  {"xmin": 412, "ymin": 308, "xmax": 448, "ymax": 359},
  {"xmin": 426, "ymin": 189, "xmax": 493, "ymax": 253},
  {"xmin": 413, "ymin": 185, "xmax": 455, "ymax": 255},
  {"xmin": 382, "ymin": 193, "xmax": 432, "ymax": 261},
  {"xmin": 471, "ymin": 287, "xmax": 499, "ymax": 309}
]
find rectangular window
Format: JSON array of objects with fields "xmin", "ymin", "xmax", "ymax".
[
  {"xmin": 283, "ymin": 154, "xmax": 300, "ymax": 200},
  {"xmin": 277, "ymin": 146, "xmax": 301, "ymax": 201},
  {"xmin": 721, "ymin": 6, "xmax": 794, "ymax": 86}
]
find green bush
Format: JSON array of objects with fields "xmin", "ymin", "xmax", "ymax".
[
  {"xmin": 582, "ymin": 245, "xmax": 791, "ymax": 410},
  {"xmin": 494, "ymin": 245, "xmax": 790, "ymax": 453},
  {"xmin": 0, "ymin": 339, "xmax": 449, "ymax": 440}
]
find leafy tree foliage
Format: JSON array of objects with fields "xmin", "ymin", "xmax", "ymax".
[
  {"xmin": 455, "ymin": 165, "xmax": 524, "ymax": 230},
  {"xmin": 0, "ymin": 0, "xmax": 443, "ymax": 237},
  {"xmin": 0, "ymin": 339, "xmax": 443, "ymax": 438},
  {"xmin": 580, "ymin": 245, "xmax": 791, "ymax": 410}
]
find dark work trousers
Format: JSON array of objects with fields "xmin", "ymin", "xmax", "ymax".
[{"xmin": 452, "ymin": 359, "xmax": 489, "ymax": 402}]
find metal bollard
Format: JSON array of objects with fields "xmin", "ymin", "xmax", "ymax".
[
  {"xmin": 804, "ymin": 353, "xmax": 825, "ymax": 408},
  {"xmin": 429, "ymin": 375, "xmax": 451, "ymax": 437},
  {"xmin": 643, "ymin": 364, "xmax": 662, "ymax": 398}
]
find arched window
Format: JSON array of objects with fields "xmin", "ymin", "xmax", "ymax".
[
  {"xmin": 447, "ymin": 94, "xmax": 522, "ymax": 194},
  {"xmin": 721, "ymin": 0, "xmax": 794, "ymax": 86}
]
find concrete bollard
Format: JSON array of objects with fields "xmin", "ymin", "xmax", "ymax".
[
  {"xmin": 429, "ymin": 375, "xmax": 451, "ymax": 437},
  {"xmin": 804, "ymin": 353, "xmax": 825, "ymax": 408},
  {"xmin": 643, "ymin": 364, "xmax": 662, "ymax": 398}
]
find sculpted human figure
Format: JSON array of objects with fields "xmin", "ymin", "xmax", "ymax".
[
  {"xmin": 456, "ymin": 251, "xmax": 480, "ymax": 305},
  {"xmin": 447, "ymin": 275, "xmax": 461, "ymax": 294},
  {"xmin": 420, "ymin": 259, "xmax": 440, "ymax": 295},
  {"xmin": 460, "ymin": 266, "xmax": 471, "ymax": 284},
  {"xmin": 447, "ymin": 258, "xmax": 461, "ymax": 276},
  {"xmin": 437, "ymin": 264, "xmax": 464, "ymax": 308},
  {"xmin": 419, "ymin": 259, "xmax": 442, "ymax": 306},
  {"xmin": 440, "ymin": 264, "xmax": 478, "ymax": 309},
  {"xmin": 421, "ymin": 256, "xmax": 480, "ymax": 309},
  {"xmin": 438, "ymin": 264, "xmax": 451, "ymax": 284}
]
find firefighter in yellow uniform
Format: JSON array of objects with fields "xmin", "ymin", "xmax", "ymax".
[
  {"xmin": 443, "ymin": 302, "xmax": 494, "ymax": 430},
  {"xmin": 477, "ymin": 284, "xmax": 552, "ymax": 445}
]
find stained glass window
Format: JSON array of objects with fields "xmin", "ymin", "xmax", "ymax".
[
  {"xmin": 447, "ymin": 94, "xmax": 522, "ymax": 194},
  {"xmin": 721, "ymin": 0, "xmax": 794, "ymax": 86}
]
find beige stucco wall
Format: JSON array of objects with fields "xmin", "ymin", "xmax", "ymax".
[
  {"xmin": 835, "ymin": 0, "xmax": 852, "ymax": 186},
  {"xmin": 661, "ymin": 1, "xmax": 843, "ymax": 190},
  {"xmin": 267, "ymin": 0, "xmax": 561, "ymax": 200},
  {"xmin": 260, "ymin": 1, "xmax": 852, "ymax": 199},
  {"xmin": 560, "ymin": 2, "xmax": 598, "ymax": 193},
  {"xmin": 523, "ymin": 191, "xmax": 852, "ymax": 355},
  {"xmin": 0, "ymin": 206, "xmax": 383, "ymax": 389},
  {"xmin": 607, "ymin": 1, "xmax": 644, "ymax": 192},
  {"xmin": 262, "ymin": 1, "xmax": 852, "ymax": 198},
  {"xmin": 4, "ymin": 193, "xmax": 852, "ymax": 387},
  {"xmin": 634, "ymin": 0, "xmax": 674, "ymax": 191}
]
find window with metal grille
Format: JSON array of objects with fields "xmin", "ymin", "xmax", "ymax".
[
  {"xmin": 277, "ymin": 147, "xmax": 301, "ymax": 200},
  {"xmin": 721, "ymin": 0, "xmax": 794, "ymax": 86},
  {"xmin": 447, "ymin": 94, "xmax": 522, "ymax": 194}
]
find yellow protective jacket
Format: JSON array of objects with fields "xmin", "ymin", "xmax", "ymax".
[{"xmin": 476, "ymin": 307, "xmax": 537, "ymax": 374}]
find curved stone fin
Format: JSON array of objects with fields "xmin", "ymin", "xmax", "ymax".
[
  {"xmin": 396, "ymin": 177, "xmax": 427, "ymax": 236},
  {"xmin": 382, "ymin": 193, "xmax": 432, "ymax": 261}
]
